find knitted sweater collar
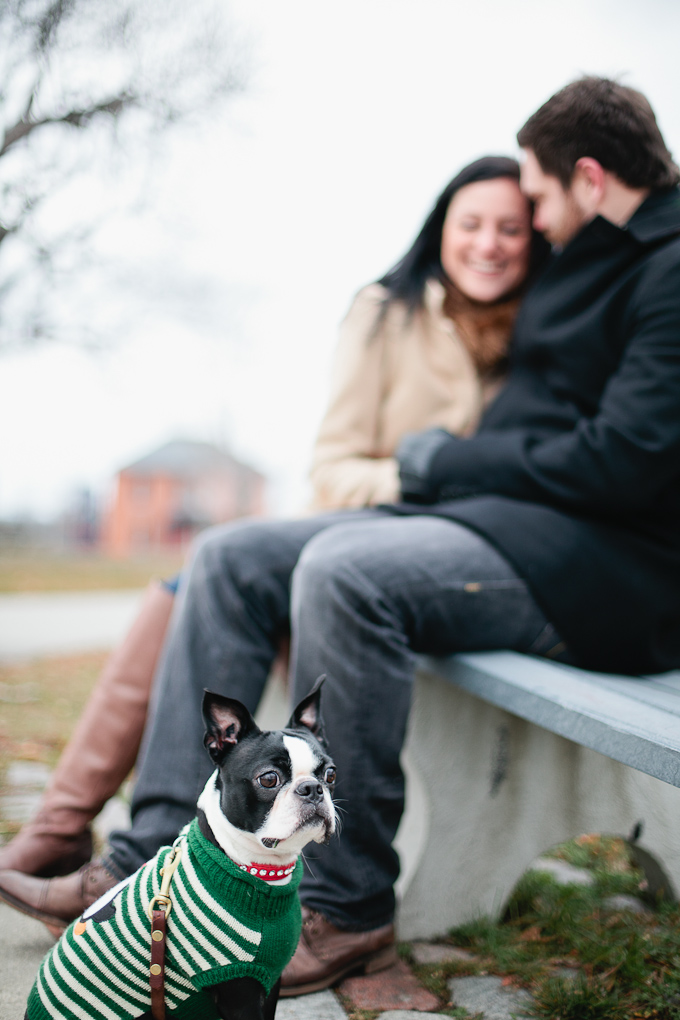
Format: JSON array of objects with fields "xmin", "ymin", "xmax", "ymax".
[{"xmin": 185, "ymin": 819, "xmax": 302, "ymax": 923}]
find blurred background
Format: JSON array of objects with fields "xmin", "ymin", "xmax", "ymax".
[
  {"xmin": 1, "ymin": 0, "xmax": 680, "ymax": 559},
  {"xmin": 0, "ymin": 8, "xmax": 678, "ymax": 1009}
]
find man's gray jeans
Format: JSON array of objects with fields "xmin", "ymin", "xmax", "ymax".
[{"xmin": 107, "ymin": 510, "xmax": 556, "ymax": 929}]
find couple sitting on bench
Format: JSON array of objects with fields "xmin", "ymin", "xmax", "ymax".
[{"xmin": 2, "ymin": 74, "xmax": 680, "ymax": 998}]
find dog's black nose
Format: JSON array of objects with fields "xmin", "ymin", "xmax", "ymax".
[{"xmin": 295, "ymin": 780, "xmax": 324, "ymax": 803}]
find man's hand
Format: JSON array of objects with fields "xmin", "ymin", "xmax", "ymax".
[{"xmin": 397, "ymin": 428, "xmax": 456, "ymax": 503}]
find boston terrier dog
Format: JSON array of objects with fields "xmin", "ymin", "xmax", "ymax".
[{"xmin": 25, "ymin": 676, "xmax": 336, "ymax": 1020}]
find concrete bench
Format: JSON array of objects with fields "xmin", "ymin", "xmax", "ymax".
[{"xmin": 396, "ymin": 651, "xmax": 680, "ymax": 939}]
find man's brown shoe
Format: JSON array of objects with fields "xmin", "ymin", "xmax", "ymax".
[
  {"xmin": 0, "ymin": 860, "xmax": 119, "ymax": 938},
  {"xmin": 280, "ymin": 907, "xmax": 397, "ymax": 997}
]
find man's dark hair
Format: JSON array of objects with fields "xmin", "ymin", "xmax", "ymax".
[{"xmin": 517, "ymin": 76, "xmax": 680, "ymax": 191}]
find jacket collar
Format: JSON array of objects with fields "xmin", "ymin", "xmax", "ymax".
[
  {"xmin": 577, "ymin": 188, "xmax": 680, "ymax": 247},
  {"xmin": 555, "ymin": 187, "xmax": 680, "ymax": 261},
  {"xmin": 624, "ymin": 187, "xmax": 680, "ymax": 243}
]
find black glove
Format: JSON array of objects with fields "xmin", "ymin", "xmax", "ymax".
[{"xmin": 397, "ymin": 428, "xmax": 457, "ymax": 503}]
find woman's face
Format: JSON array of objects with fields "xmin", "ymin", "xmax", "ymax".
[{"xmin": 440, "ymin": 178, "xmax": 532, "ymax": 303}]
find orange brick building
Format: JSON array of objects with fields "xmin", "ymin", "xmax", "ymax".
[{"xmin": 102, "ymin": 439, "xmax": 266, "ymax": 557}]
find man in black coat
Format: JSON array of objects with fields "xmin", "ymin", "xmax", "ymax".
[
  {"xmin": 397, "ymin": 78, "xmax": 680, "ymax": 677},
  {"xmin": 3, "ymin": 75, "xmax": 680, "ymax": 996}
]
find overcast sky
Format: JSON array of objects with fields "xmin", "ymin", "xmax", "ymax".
[{"xmin": 1, "ymin": 0, "xmax": 680, "ymax": 520}]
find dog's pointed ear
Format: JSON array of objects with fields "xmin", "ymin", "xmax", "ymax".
[
  {"xmin": 288, "ymin": 674, "xmax": 326, "ymax": 743},
  {"xmin": 202, "ymin": 690, "xmax": 260, "ymax": 763}
]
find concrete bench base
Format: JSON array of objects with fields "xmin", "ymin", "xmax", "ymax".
[{"xmin": 396, "ymin": 665, "xmax": 680, "ymax": 940}]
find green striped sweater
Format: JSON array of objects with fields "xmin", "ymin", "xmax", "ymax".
[{"xmin": 27, "ymin": 820, "xmax": 302, "ymax": 1019}]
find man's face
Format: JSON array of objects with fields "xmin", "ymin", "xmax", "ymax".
[{"xmin": 520, "ymin": 150, "xmax": 589, "ymax": 249}]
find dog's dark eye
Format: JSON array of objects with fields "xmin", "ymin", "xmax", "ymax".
[
  {"xmin": 258, "ymin": 772, "xmax": 280, "ymax": 789},
  {"xmin": 324, "ymin": 767, "xmax": 336, "ymax": 785}
]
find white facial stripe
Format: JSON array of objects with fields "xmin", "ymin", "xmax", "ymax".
[
  {"xmin": 255, "ymin": 735, "xmax": 334, "ymax": 850},
  {"xmin": 283, "ymin": 735, "xmax": 321, "ymax": 777}
]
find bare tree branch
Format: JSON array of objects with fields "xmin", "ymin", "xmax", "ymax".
[
  {"xmin": 0, "ymin": 0, "xmax": 251, "ymax": 348},
  {"xmin": 34, "ymin": 0, "xmax": 79, "ymax": 53},
  {"xmin": 1, "ymin": 93, "xmax": 132, "ymax": 156}
]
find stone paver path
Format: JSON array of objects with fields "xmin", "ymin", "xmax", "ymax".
[
  {"xmin": 411, "ymin": 940, "xmax": 476, "ymax": 965},
  {"xmin": 339, "ymin": 959, "xmax": 440, "ymax": 1012},
  {"xmin": 378, "ymin": 1013, "xmax": 452, "ymax": 1019},
  {"xmin": 449, "ymin": 975, "xmax": 534, "ymax": 1019},
  {"xmin": 531, "ymin": 856, "xmax": 595, "ymax": 886},
  {"xmin": 1, "ymin": 905, "xmax": 54, "ymax": 1019},
  {"xmin": 276, "ymin": 990, "xmax": 346, "ymax": 1019}
]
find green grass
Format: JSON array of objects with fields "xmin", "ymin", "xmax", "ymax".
[
  {"xmin": 0, "ymin": 549, "xmax": 183, "ymax": 592},
  {"xmin": 412, "ymin": 836, "xmax": 680, "ymax": 1019},
  {"xmin": 0, "ymin": 651, "xmax": 109, "ymax": 837},
  {"xmin": 544, "ymin": 831, "xmax": 640, "ymax": 875},
  {"xmin": 532, "ymin": 974, "xmax": 627, "ymax": 1019}
]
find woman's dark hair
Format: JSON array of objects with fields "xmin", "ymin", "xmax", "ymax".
[
  {"xmin": 378, "ymin": 156, "xmax": 547, "ymax": 312},
  {"xmin": 517, "ymin": 77, "xmax": 680, "ymax": 191}
]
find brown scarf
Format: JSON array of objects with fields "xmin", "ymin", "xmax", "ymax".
[{"xmin": 442, "ymin": 284, "xmax": 520, "ymax": 378}]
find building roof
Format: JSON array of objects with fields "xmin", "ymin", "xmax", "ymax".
[{"xmin": 121, "ymin": 440, "xmax": 263, "ymax": 480}]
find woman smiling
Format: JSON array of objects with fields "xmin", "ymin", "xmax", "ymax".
[{"xmin": 310, "ymin": 156, "xmax": 547, "ymax": 510}]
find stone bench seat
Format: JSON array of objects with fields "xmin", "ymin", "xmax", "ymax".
[{"xmin": 396, "ymin": 651, "xmax": 680, "ymax": 939}]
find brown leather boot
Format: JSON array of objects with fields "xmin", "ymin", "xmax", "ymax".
[
  {"xmin": 0, "ymin": 580, "xmax": 174, "ymax": 878},
  {"xmin": 280, "ymin": 907, "xmax": 397, "ymax": 996},
  {"xmin": 0, "ymin": 860, "xmax": 120, "ymax": 937}
]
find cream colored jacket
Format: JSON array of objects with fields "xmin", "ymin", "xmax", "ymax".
[{"xmin": 310, "ymin": 280, "xmax": 490, "ymax": 510}]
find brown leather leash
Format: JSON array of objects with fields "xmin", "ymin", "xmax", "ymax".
[{"xmin": 147, "ymin": 845, "xmax": 182, "ymax": 1020}]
